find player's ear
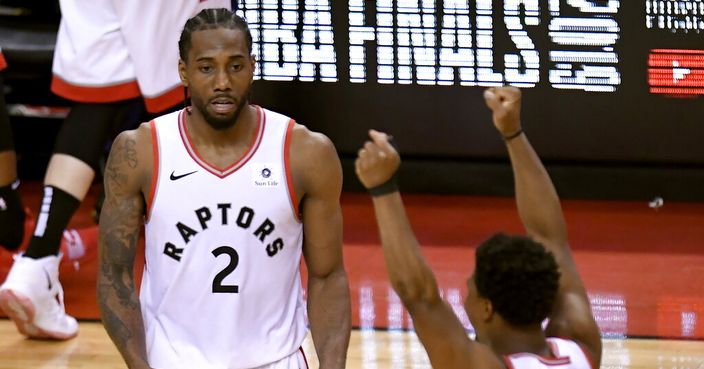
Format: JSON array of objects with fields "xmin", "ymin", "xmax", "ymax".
[
  {"xmin": 480, "ymin": 297, "xmax": 494, "ymax": 321},
  {"xmin": 249, "ymin": 54, "xmax": 256, "ymax": 78},
  {"xmin": 178, "ymin": 59, "xmax": 189, "ymax": 87}
]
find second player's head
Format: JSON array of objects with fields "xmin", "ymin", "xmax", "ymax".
[
  {"xmin": 464, "ymin": 233, "xmax": 560, "ymax": 342},
  {"xmin": 178, "ymin": 9, "xmax": 254, "ymax": 130}
]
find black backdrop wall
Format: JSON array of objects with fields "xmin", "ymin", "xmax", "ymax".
[
  {"xmin": 239, "ymin": 1, "xmax": 704, "ymax": 200},
  {"xmin": 4, "ymin": 1, "xmax": 703, "ymax": 200}
]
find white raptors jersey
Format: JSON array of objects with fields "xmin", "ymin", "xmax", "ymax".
[
  {"xmin": 143, "ymin": 107, "xmax": 307, "ymax": 369},
  {"xmin": 503, "ymin": 338, "xmax": 594, "ymax": 369}
]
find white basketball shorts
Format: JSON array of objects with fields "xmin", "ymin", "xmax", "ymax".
[
  {"xmin": 253, "ymin": 347, "xmax": 309, "ymax": 369},
  {"xmin": 51, "ymin": 0, "xmax": 230, "ymax": 112}
]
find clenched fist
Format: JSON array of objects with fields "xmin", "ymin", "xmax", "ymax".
[
  {"xmin": 483, "ymin": 86, "xmax": 522, "ymax": 138},
  {"xmin": 355, "ymin": 130, "xmax": 400, "ymax": 190}
]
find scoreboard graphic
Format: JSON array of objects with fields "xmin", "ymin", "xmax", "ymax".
[
  {"xmin": 232, "ymin": 1, "xmax": 704, "ymax": 164},
  {"xmin": 646, "ymin": 2, "xmax": 704, "ymax": 96},
  {"xmin": 648, "ymin": 49, "xmax": 704, "ymax": 96}
]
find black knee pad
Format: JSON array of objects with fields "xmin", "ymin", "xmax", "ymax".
[{"xmin": 53, "ymin": 100, "xmax": 139, "ymax": 172}]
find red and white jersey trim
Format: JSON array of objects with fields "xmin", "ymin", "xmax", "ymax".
[
  {"xmin": 178, "ymin": 106, "xmax": 265, "ymax": 179},
  {"xmin": 503, "ymin": 338, "xmax": 593, "ymax": 369}
]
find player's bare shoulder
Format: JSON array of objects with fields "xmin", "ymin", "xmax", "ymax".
[
  {"xmin": 104, "ymin": 122, "xmax": 154, "ymax": 194},
  {"xmin": 290, "ymin": 123, "xmax": 338, "ymax": 162},
  {"xmin": 288, "ymin": 123, "xmax": 342, "ymax": 195}
]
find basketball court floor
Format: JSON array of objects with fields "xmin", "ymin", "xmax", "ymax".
[{"xmin": 1, "ymin": 183, "xmax": 703, "ymax": 368}]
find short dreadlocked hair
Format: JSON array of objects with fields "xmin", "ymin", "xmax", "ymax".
[
  {"xmin": 474, "ymin": 233, "xmax": 560, "ymax": 326},
  {"xmin": 178, "ymin": 8, "xmax": 253, "ymax": 63}
]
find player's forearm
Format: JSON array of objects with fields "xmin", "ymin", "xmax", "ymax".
[
  {"xmin": 307, "ymin": 268, "xmax": 351, "ymax": 369},
  {"xmin": 506, "ymin": 134, "xmax": 567, "ymax": 245},
  {"xmin": 97, "ymin": 197, "xmax": 149, "ymax": 368},
  {"xmin": 97, "ymin": 271, "xmax": 151, "ymax": 369},
  {"xmin": 371, "ymin": 192, "xmax": 440, "ymax": 305},
  {"xmin": 97, "ymin": 228, "xmax": 149, "ymax": 368}
]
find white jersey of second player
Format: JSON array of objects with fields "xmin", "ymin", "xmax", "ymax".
[
  {"xmin": 51, "ymin": 0, "xmax": 229, "ymax": 112},
  {"xmin": 502, "ymin": 337, "xmax": 594, "ymax": 369},
  {"xmin": 142, "ymin": 107, "xmax": 307, "ymax": 369}
]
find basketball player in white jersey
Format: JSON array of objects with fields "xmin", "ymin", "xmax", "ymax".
[
  {"xmin": 355, "ymin": 86, "xmax": 601, "ymax": 369},
  {"xmin": 97, "ymin": 9, "xmax": 350, "ymax": 369},
  {"xmin": 0, "ymin": 0, "xmax": 230, "ymax": 341}
]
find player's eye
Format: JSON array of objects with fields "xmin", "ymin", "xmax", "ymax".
[{"xmin": 199, "ymin": 65, "xmax": 213, "ymax": 73}]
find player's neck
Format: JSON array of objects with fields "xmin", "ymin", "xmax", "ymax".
[
  {"xmin": 186, "ymin": 104, "xmax": 257, "ymax": 147},
  {"xmin": 489, "ymin": 324, "xmax": 552, "ymax": 358}
]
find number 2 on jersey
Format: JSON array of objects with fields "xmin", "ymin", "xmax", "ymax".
[{"xmin": 212, "ymin": 246, "xmax": 239, "ymax": 293}]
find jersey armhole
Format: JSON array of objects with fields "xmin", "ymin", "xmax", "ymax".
[
  {"xmin": 283, "ymin": 119, "xmax": 301, "ymax": 222},
  {"xmin": 145, "ymin": 120, "xmax": 160, "ymax": 223}
]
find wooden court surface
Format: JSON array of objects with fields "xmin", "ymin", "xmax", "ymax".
[
  {"xmin": 1, "ymin": 184, "xmax": 703, "ymax": 367},
  {"xmin": 1, "ymin": 321, "xmax": 704, "ymax": 369}
]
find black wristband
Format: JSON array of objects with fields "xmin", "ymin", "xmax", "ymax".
[
  {"xmin": 368, "ymin": 173, "xmax": 399, "ymax": 197},
  {"xmin": 503, "ymin": 128, "xmax": 523, "ymax": 141}
]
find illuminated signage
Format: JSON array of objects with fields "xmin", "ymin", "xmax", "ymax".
[{"xmin": 236, "ymin": 0, "xmax": 621, "ymax": 91}]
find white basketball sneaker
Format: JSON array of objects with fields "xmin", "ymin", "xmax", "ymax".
[{"xmin": 0, "ymin": 254, "xmax": 79, "ymax": 340}]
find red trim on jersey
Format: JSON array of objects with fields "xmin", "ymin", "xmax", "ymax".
[
  {"xmin": 145, "ymin": 120, "xmax": 160, "ymax": 221},
  {"xmin": 503, "ymin": 340, "xmax": 572, "ymax": 366},
  {"xmin": 550, "ymin": 336, "xmax": 596, "ymax": 369},
  {"xmin": 0, "ymin": 52, "xmax": 7, "ymax": 71},
  {"xmin": 299, "ymin": 347, "xmax": 309, "ymax": 369},
  {"xmin": 144, "ymin": 85, "xmax": 182, "ymax": 113},
  {"xmin": 51, "ymin": 75, "xmax": 141, "ymax": 103},
  {"xmin": 178, "ymin": 106, "xmax": 265, "ymax": 179},
  {"xmin": 283, "ymin": 119, "xmax": 300, "ymax": 221},
  {"xmin": 502, "ymin": 355, "xmax": 515, "ymax": 369}
]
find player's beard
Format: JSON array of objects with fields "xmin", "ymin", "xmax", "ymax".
[{"xmin": 194, "ymin": 86, "xmax": 251, "ymax": 131}]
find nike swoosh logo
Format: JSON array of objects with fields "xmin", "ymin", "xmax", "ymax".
[{"xmin": 170, "ymin": 170, "xmax": 198, "ymax": 181}]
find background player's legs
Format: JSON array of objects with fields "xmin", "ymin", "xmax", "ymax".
[
  {"xmin": 22, "ymin": 102, "xmax": 132, "ymax": 259},
  {"xmin": 0, "ymin": 74, "xmax": 25, "ymax": 251},
  {"xmin": 0, "ymin": 101, "xmax": 133, "ymax": 340}
]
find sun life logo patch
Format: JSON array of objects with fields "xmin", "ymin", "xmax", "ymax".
[{"xmin": 252, "ymin": 163, "xmax": 279, "ymax": 187}]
